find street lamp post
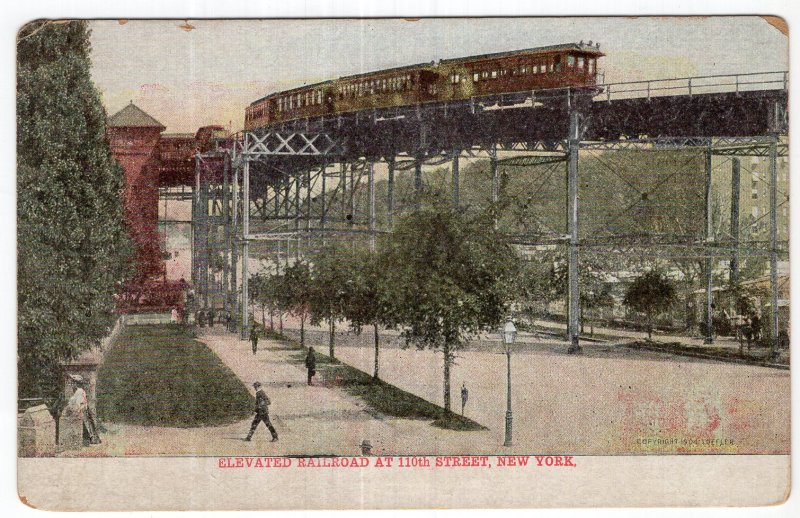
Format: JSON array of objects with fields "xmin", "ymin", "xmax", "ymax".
[{"xmin": 503, "ymin": 319, "xmax": 517, "ymax": 447}]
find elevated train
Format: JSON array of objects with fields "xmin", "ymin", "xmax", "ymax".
[{"xmin": 244, "ymin": 42, "xmax": 604, "ymax": 130}]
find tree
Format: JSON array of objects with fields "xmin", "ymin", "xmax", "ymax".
[
  {"xmin": 249, "ymin": 272, "xmax": 273, "ymax": 330},
  {"xmin": 582, "ymin": 284, "xmax": 615, "ymax": 336},
  {"xmin": 308, "ymin": 251, "xmax": 351, "ymax": 359},
  {"xmin": 381, "ymin": 206, "xmax": 519, "ymax": 412},
  {"xmin": 549, "ymin": 253, "xmax": 617, "ymax": 336},
  {"xmin": 341, "ymin": 249, "xmax": 386, "ymax": 380},
  {"xmin": 513, "ymin": 254, "xmax": 560, "ymax": 326},
  {"xmin": 623, "ymin": 271, "xmax": 677, "ymax": 339},
  {"xmin": 17, "ymin": 21, "xmax": 133, "ymax": 403},
  {"xmin": 267, "ymin": 271, "xmax": 288, "ymax": 335},
  {"xmin": 281, "ymin": 261, "xmax": 312, "ymax": 347}
]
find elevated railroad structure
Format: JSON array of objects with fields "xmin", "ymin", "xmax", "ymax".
[{"xmin": 185, "ymin": 60, "xmax": 788, "ymax": 356}]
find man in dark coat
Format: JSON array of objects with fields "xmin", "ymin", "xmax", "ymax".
[
  {"xmin": 245, "ymin": 381, "xmax": 278, "ymax": 442},
  {"xmin": 250, "ymin": 324, "xmax": 259, "ymax": 355},
  {"xmin": 305, "ymin": 347, "xmax": 316, "ymax": 385}
]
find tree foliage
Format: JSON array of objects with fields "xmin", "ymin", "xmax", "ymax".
[
  {"xmin": 281, "ymin": 261, "xmax": 313, "ymax": 347},
  {"xmin": 623, "ymin": 271, "xmax": 677, "ymax": 339},
  {"xmin": 17, "ymin": 21, "xmax": 133, "ymax": 401},
  {"xmin": 380, "ymin": 206, "xmax": 519, "ymax": 411},
  {"xmin": 339, "ymin": 248, "xmax": 387, "ymax": 379},
  {"xmin": 308, "ymin": 251, "xmax": 352, "ymax": 358}
]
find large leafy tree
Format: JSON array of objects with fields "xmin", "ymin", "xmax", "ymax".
[
  {"xmin": 623, "ymin": 270, "xmax": 677, "ymax": 339},
  {"xmin": 249, "ymin": 272, "xmax": 273, "ymax": 329},
  {"xmin": 340, "ymin": 248, "xmax": 386, "ymax": 380},
  {"xmin": 17, "ymin": 21, "xmax": 133, "ymax": 401},
  {"xmin": 308, "ymin": 251, "xmax": 351, "ymax": 359},
  {"xmin": 281, "ymin": 261, "xmax": 313, "ymax": 347},
  {"xmin": 381, "ymin": 206, "xmax": 519, "ymax": 412}
]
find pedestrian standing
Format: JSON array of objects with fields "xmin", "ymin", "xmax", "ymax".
[
  {"xmin": 305, "ymin": 347, "xmax": 316, "ymax": 386},
  {"xmin": 250, "ymin": 324, "xmax": 259, "ymax": 355},
  {"xmin": 461, "ymin": 382, "xmax": 469, "ymax": 416},
  {"xmin": 67, "ymin": 375, "xmax": 101, "ymax": 445},
  {"xmin": 208, "ymin": 308, "xmax": 216, "ymax": 328},
  {"xmin": 245, "ymin": 382, "xmax": 278, "ymax": 442}
]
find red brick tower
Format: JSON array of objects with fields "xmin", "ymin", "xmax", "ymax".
[{"xmin": 106, "ymin": 102, "xmax": 166, "ymax": 286}]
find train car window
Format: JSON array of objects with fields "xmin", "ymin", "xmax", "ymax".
[
  {"xmin": 473, "ymin": 72, "xmax": 480, "ymax": 82},
  {"xmin": 589, "ymin": 59, "xmax": 596, "ymax": 75},
  {"xmin": 553, "ymin": 56, "xmax": 561, "ymax": 72},
  {"xmin": 567, "ymin": 55, "xmax": 576, "ymax": 67},
  {"xmin": 317, "ymin": 90, "xmax": 322, "ymax": 104},
  {"xmin": 491, "ymin": 70, "xmax": 497, "ymax": 79},
  {"xmin": 577, "ymin": 56, "xmax": 585, "ymax": 69}
]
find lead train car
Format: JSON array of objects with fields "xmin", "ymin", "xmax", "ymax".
[{"xmin": 244, "ymin": 42, "xmax": 604, "ymax": 130}]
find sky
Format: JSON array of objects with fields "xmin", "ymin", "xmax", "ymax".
[{"xmin": 88, "ymin": 17, "xmax": 788, "ymax": 133}]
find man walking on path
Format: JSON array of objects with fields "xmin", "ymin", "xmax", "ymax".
[
  {"xmin": 245, "ymin": 382, "xmax": 278, "ymax": 442},
  {"xmin": 305, "ymin": 347, "xmax": 317, "ymax": 385},
  {"xmin": 250, "ymin": 324, "xmax": 259, "ymax": 355},
  {"xmin": 461, "ymin": 382, "xmax": 469, "ymax": 416}
]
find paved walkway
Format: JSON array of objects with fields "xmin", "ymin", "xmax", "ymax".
[{"xmin": 63, "ymin": 326, "xmax": 493, "ymax": 457}]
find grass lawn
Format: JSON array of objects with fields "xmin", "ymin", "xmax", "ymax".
[
  {"xmin": 624, "ymin": 340, "xmax": 790, "ymax": 366},
  {"xmin": 97, "ymin": 324, "xmax": 252, "ymax": 427},
  {"xmin": 282, "ymin": 338, "xmax": 486, "ymax": 432}
]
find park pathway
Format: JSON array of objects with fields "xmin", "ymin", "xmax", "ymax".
[{"xmin": 62, "ymin": 326, "xmax": 493, "ymax": 457}]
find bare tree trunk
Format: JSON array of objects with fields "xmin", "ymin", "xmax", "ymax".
[
  {"xmin": 329, "ymin": 318, "xmax": 336, "ymax": 359},
  {"xmin": 300, "ymin": 315, "xmax": 305, "ymax": 347},
  {"xmin": 443, "ymin": 341, "xmax": 452, "ymax": 412},
  {"xmin": 279, "ymin": 312, "xmax": 283, "ymax": 335},
  {"xmin": 261, "ymin": 305, "xmax": 266, "ymax": 328},
  {"xmin": 373, "ymin": 323, "xmax": 380, "ymax": 381},
  {"xmin": 269, "ymin": 308, "xmax": 274, "ymax": 330}
]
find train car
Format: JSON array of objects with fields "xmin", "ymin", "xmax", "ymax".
[
  {"xmin": 333, "ymin": 62, "xmax": 438, "ymax": 115},
  {"xmin": 244, "ymin": 42, "xmax": 604, "ymax": 130},
  {"xmin": 435, "ymin": 42, "xmax": 604, "ymax": 102},
  {"xmin": 245, "ymin": 80, "xmax": 335, "ymax": 130}
]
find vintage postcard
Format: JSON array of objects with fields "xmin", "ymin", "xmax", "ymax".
[{"xmin": 15, "ymin": 16, "xmax": 790, "ymax": 511}]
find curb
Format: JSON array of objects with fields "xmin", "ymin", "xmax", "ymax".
[{"xmin": 621, "ymin": 342, "xmax": 790, "ymax": 370}]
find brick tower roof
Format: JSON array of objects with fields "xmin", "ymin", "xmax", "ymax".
[{"xmin": 107, "ymin": 102, "xmax": 166, "ymax": 130}]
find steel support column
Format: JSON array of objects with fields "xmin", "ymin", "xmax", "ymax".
[
  {"xmin": 191, "ymin": 155, "xmax": 200, "ymax": 313},
  {"xmin": 730, "ymin": 157, "xmax": 740, "ymax": 286},
  {"xmin": 704, "ymin": 144, "xmax": 714, "ymax": 344},
  {"xmin": 305, "ymin": 167, "xmax": 312, "ymax": 250},
  {"xmin": 198, "ymin": 167, "xmax": 209, "ymax": 309},
  {"xmin": 368, "ymin": 161, "xmax": 376, "ymax": 251},
  {"xmin": 387, "ymin": 157, "xmax": 395, "ymax": 228},
  {"xmin": 566, "ymin": 112, "xmax": 581, "ymax": 354},
  {"xmin": 452, "ymin": 148, "xmax": 460, "ymax": 208},
  {"xmin": 320, "ymin": 161, "xmax": 327, "ymax": 246},
  {"xmin": 222, "ymin": 153, "xmax": 230, "ymax": 313},
  {"xmin": 769, "ymin": 138, "xmax": 781, "ymax": 361},
  {"xmin": 490, "ymin": 144, "xmax": 498, "ymax": 228},
  {"xmin": 231, "ymin": 157, "xmax": 239, "ymax": 329},
  {"xmin": 414, "ymin": 158, "xmax": 423, "ymax": 210},
  {"xmin": 295, "ymin": 174, "xmax": 301, "ymax": 260},
  {"xmin": 240, "ymin": 158, "xmax": 250, "ymax": 339},
  {"xmin": 349, "ymin": 163, "xmax": 356, "ymax": 231}
]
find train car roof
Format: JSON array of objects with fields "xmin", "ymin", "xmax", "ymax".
[
  {"xmin": 440, "ymin": 42, "xmax": 605, "ymax": 65},
  {"xmin": 338, "ymin": 61, "xmax": 434, "ymax": 82},
  {"xmin": 250, "ymin": 79, "xmax": 334, "ymax": 106}
]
